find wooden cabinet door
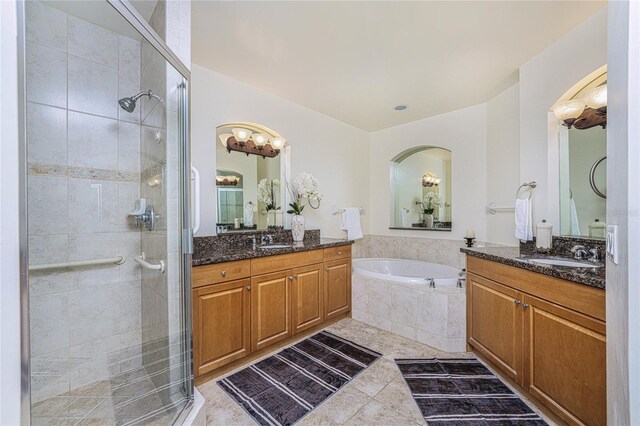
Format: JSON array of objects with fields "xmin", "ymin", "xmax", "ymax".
[
  {"xmin": 324, "ymin": 258, "xmax": 351, "ymax": 321},
  {"xmin": 291, "ymin": 263, "xmax": 324, "ymax": 335},
  {"xmin": 251, "ymin": 270, "xmax": 292, "ymax": 351},
  {"xmin": 523, "ymin": 294, "xmax": 606, "ymax": 426},
  {"xmin": 193, "ymin": 279, "xmax": 251, "ymax": 376},
  {"xmin": 467, "ymin": 273, "xmax": 523, "ymax": 384}
]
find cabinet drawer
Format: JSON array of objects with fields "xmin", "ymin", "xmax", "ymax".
[
  {"xmin": 251, "ymin": 250, "xmax": 324, "ymax": 275},
  {"xmin": 192, "ymin": 260, "xmax": 251, "ymax": 288},
  {"xmin": 323, "ymin": 245, "xmax": 351, "ymax": 261}
]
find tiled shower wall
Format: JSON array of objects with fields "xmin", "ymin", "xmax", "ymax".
[{"xmin": 26, "ymin": 2, "xmax": 143, "ymax": 403}]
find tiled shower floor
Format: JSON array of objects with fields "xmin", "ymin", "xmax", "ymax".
[
  {"xmin": 31, "ymin": 341, "xmax": 189, "ymax": 426},
  {"xmin": 198, "ymin": 318, "xmax": 557, "ymax": 426}
]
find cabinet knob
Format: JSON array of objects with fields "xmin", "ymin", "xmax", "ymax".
[
  {"xmin": 288, "ymin": 275, "xmax": 294, "ymax": 281},
  {"xmin": 522, "ymin": 303, "xmax": 529, "ymax": 309},
  {"xmin": 221, "ymin": 271, "xmax": 227, "ymax": 277},
  {"xmin": 337, "ymin": 251, "xmax": 342, "ymax": 255},
  {"xmin": 514, "ymin": 299, "xmax": 521, "ymax": 305},
  {"xmin": 246, "ymin": 285, "xmax": 251, "ymax": 291}
]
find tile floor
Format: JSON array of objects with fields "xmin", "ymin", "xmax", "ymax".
[
  {"xmin": 30, "ymin": 339, "xmax": 190, "ymax": 426},
  {"xmin": 198, "ymin": 318, "xmax": 556, "ymax": 426}
]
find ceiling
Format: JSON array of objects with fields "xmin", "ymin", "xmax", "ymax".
[{"xmin": 192, "ymin": 1, "xmax": 605, "ymax": 132}]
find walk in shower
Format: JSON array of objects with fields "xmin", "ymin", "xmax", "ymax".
[{"xmin": 21, "ymin": 1, "xmax": 193, "ymax": 424}]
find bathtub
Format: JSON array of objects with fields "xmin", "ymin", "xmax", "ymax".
[
  {"xmin": 351, "ymin": 258, "xmax": 466, "ymax": 352},
  {"xmin": 352, "ymin": 258, "xmax": 461, "ymax": 286}
]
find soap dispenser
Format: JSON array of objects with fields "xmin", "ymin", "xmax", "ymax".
[
  {"xmin": 536, "ymin": 220, "xmax": 553, "ymax": 251},
  {"xmin": 589, "ymin": 219, "xmax": 606, "ymax": 238}
]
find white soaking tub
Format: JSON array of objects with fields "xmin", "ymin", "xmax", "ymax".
[{"xmin": 351, "ymin": 258, "xmax": 466, "ymax": 352}]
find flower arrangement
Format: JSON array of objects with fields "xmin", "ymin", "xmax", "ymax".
[
  {"xmin": 287, "ymin": 172, "xmax": 322, "ymax": 215},
  {"xmin": 257, "ymin": 178, "xmax": 280, "ymax": 211},
  {"xmin": 422, "ymin": 192, "xmax": 443, "ymax": 215}
]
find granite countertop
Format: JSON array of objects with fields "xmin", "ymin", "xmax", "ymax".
[
  {"xmin": 193, "ymin": 238, "xmax": 353, "ymax": 266},
  {"xmin": 460, "ymin": 246, "xmax": 605, "ymax": 289}
]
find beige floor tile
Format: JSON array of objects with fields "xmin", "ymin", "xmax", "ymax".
[
  {"xmin": 373, "ymin": 376, "xmax": 425, "ymax": 424},
  {"xmin": 350, "ymin": 357, "xmax": 400, "ymax": 397},
  {"xmin": 343, "ymin": 400, "xmax": 419, "ymax": 426},
  {"xmin": 299, "ymin": 385, "xmax": 371, "ymax": 425}
]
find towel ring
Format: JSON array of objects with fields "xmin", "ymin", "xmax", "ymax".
[
  {"xmin": 589, "ymin": 156, "xmax": 606, "ymax": 199},
  {"xmin": 516, "ymin": 181, "xmax": 537, "ymax": 200}
]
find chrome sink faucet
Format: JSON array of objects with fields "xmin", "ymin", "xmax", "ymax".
[
  {"xmin": 570, "ymin": 245, "xmax": 589, "ymax": 260},
  {"xmin": 261, "ymin": 235, "xmax": 273, "ymax": 245}
]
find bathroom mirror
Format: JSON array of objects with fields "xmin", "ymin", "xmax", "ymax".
[
  {"xmin": 389, "ymin": 147, "xmax": 452, "ymax": 231},
  {"xmin": 215, "ymin": 123, "xmax": 287, "ymax": 232},
  {"xmin": 556, "ymin": 71, "xmax": 607, "ymax": 239}
]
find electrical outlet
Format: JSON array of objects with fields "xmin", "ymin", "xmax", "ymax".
[{"xmin": 606, "ymin": 225, "xmax": 618, "ymax": 264}]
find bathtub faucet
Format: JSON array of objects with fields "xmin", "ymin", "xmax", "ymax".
[
  {"xmin": 427, "ymin": 278, "xmax": 436, "ymax": 288},
  {"xmin": 457, "ymin": 269, "xmax": 466, "ymax": 288}
]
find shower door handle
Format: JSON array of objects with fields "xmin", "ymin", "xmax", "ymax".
[{"xmin": 191, "ymin": 165, "xmax": 201, "ymax": 234}]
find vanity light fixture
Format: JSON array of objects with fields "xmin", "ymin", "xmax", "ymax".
[
  {"xmin": 218, "ymin": 133, "xmax": 233, "ymax": 147},
  {"xmin": 252, "ymin": 133, "xmax": 269, "ymax": 148},
  {"xmin": 232, "ymin": 128, "xmax": 252, "ymax": 145},
  {"xmin": 551, "ymin": 84, "xmax": 607, "ymax": 129},
  {"xmin": 583, "ymin": 85, "xmax": 607, "ymax": 113},
  {"xmin": 269, "ymin": 137, "xmax": 286, "ymax": 150},
  {"xmin": 216, "ymin": 175, "xmax": 239, "ymax": 186},
  {"xmin": 422, "ymin": 172, "xmax": 441, "ymax": 187}
]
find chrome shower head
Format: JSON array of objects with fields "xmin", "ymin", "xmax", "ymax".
[{"xmin": 117, "ymin": 90, "xmax": 155, "ymax": 113}]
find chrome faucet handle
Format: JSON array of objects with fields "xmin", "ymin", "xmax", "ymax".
[
  {"xmin": 427, "ymin": 278, "xmax": 436, "ymax": 288},
  {"xmin": 247, "ymin": 236, "xmax": 257, "ymax": 249},
  {"xmin": 570, "ymin": 245, "xmax": 588, "ymax": 259},
  {"xmin": 589, "ymin": 248, "xmax": 600, "ymax": 262}
]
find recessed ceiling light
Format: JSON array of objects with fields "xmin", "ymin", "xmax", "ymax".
[{"xmin": 394, "ymin": 105, "xmax": 407, "ymax": 111}]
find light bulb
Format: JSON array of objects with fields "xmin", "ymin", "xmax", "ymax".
[
  {"xmin": 269, "ymin": 137, "xmax": 286, "ymax": 150},
  {"xmin": 252, "ymin": 133, "xmax": 268, "ymax": 147},
  {"xmin": 232, "ymin": 128, "xmax": 251, "ymax": 143}
]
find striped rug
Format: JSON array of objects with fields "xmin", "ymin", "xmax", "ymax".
[
  {"xmin": 396, "ymin": 358, "xmax": 547, "ymax": 425},
  {"xmin": 218, "ymin": 331, "xmax": 381, "ymax": 426}
]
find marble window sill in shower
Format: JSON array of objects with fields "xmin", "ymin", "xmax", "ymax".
[
  {"xmin": 460, "ymin": 246, "xmax": 605, "ymax": 289},
  {"xmin": 192, "ymin": 237, "xmax": 353, "ymax": 266}
]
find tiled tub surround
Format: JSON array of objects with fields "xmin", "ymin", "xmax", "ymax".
[
  {"xmin": 352, "ymin": 234, "xmax": 505, "ymax": 268},
  {"xmin": 461, "ymin": 235, "xmax": 606, "ymax": 289},
  {"xmin": 192, "ymin": 229, "xmax": 353, "ymax": 266},
  {"xmin": 352, "ymin": 271, "xmax": 466, "ymax": 353},
  {"xmin": 25, "ymin": 1, "xmax": 145, "ymax": 403}
]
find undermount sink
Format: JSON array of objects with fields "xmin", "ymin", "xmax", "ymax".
[
  {"xmin": 525, "ymin": 258, "xmax": 602, "ymax": 268},
  {"xmin": 258, "ymin": 244, "xmax": 292, "ymax": 249}
]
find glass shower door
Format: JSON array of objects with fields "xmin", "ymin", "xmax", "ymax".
[{"xmin": 23, "ymin": 1, "xmax": 192, "ymax": 424}]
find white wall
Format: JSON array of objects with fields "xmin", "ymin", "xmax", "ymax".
[
  {"xmin": 606, "ymin": 1, "xmax": 640, "ymax": 424},
  {"xmin": 191, "ymin": 64, "xmax": 371, "ymax": 238},
  {"xmin": 369, "ymin": 104, "xmax": 488, "ymax": 241},
  {"xmin": 0, "ymin": 1, "xmax": 23, "ymax": 424},
  {"xmin": 486, "ymin": 83, "xmax": 520, "ymax": 245},
  {"xmin": 519, "ymin": 9, "xmax": 607, "ymax": 229}
]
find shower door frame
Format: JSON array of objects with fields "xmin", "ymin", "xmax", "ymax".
[{"xmin": 17, "ymin": 1, "xmax": 194, "ymax": 424}]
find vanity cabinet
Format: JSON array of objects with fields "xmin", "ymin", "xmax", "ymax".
[
  {"xmin": 466, "ymin": 256, "xmax": 606, "ymax": 426},
  {"xmin": 192, "ymin": 278, "xmax": 251, "ymax": 376},
  {"xmin": 291, "ymin": 263, "xmax": 324, "ymax": 334},
  {"xmin": 251, "ymin": 270, "xmax": 291, "ymax": 351},
  {"xmin": 192, "ymin": 245, "xmax": 352, "ymax": 381}
]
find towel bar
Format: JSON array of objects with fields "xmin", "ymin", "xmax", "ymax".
[
  {"xmin": 28, "ymin": 256, "xmax": 126, "ymax": 271},
  {"xmin": 134, "ymin": 252, "xmax": 165, "ymax": 274}
]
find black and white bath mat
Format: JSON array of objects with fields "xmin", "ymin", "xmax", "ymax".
[
  {"xmin": 218, "ymin": 331, "xmax": 381, "ymax": 426},
  {"xmin": 395, "ymin": 358, "xmax": 547, "ymax": 425}
]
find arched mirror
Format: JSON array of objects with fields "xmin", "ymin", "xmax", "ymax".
[
  {"xmin": 551, "ymin": 68, "xmax": 607, "ymax": 239},
  {"xmin": 215, "ymin": 122, "xmax": 288, "ymax": 232},
  {"xmin": 389, "ymin": 146, "xmax": 452, "ymax": 231}
]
